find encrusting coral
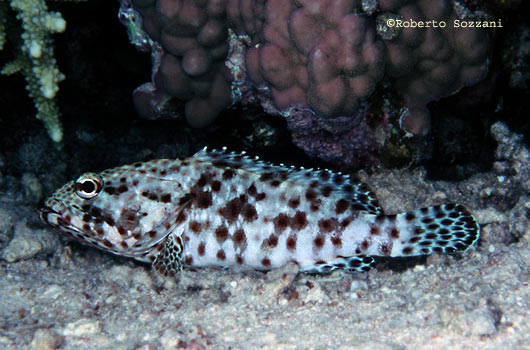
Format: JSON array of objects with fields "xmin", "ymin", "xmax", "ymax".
[
  {"xmin": 0, "ymin": 0, "xmax": 87, "ymax": 143},
  {"xmin": 120, "ymin": 0, "xmax": 491, "ymax": 167}
]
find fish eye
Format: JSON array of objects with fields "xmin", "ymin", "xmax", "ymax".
[{"xmin": 75, "ymin": 173, "xmax": 104, "ymax": 199}]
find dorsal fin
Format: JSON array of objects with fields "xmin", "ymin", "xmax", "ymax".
[{"xmin": 193, "ymin": 147, "xmax": 383, "ymax": 215}]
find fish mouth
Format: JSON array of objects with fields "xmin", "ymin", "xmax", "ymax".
[
  {"xmin": 40, "ymin": 207, "xmax": 84, "ymax": 237},
  {"xmin": 40, "ymin": 207, "xmax": 58, "ymax": 225}
]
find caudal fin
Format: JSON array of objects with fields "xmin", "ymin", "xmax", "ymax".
[{"xmin": 395, "ymin": 203, "xmax": 480, "ymax": 257}]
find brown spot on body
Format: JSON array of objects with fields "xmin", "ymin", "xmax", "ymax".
[
  {"xmin": 196, "ymin": 174, "xmax": 209, "ymax": 187},
  {"xmin": 216, "ymin": 249, "xmax": 226, "ymax": 260},
  {"xmin": 175, "ymin": 211, "xmax": 187, "ymax": 223},
  {"xmin": 215, "ymin": 226, "xmax": 229, "ymax": 242},
  {"xmin": 270, "ymin": 180, "xmax": 281, "ymax": 187},
  {"xmin": 211, "ymin": 181, "xmax": 221, "ymax": 192},
  {"xmin": 318, "ymin": 219, "xmax": 336, "ymax": 232},
  {"xmin": 267, "ymin": 235, "xmax": 278, "ymax": 248},
  {"xmin": 375, "ymin": 215, "xmax": 385, "ymax": 223},
  {"xmin": 255, "ymin": 192, "xmax": 266, "ymax": 201},
  {"xmin": 103, "ymin": 215, "xmax": 115, "ymax": 227},
  {"xmin": 184, "ymin": 256, "xmax": 193, "ymax": 265},
  {"xmin": 335, "ymin": 199, "xmax": 348, "ymax": 214},
  {"xmin": 222, "ymin": 169, "xmax": 235, "ymax": 179},
  {"xmin": 102, "ymin": 239, "xmax": 113, "ymax": 248},
  {"xmin": 390, "ymin": 227, "xmax": 400, "ymax": 238},
  {"xmin": 286, "ymin": 236, "xmax": 297, "ymax": 250},
  {"xmin": 104, "ymin": 187, "xmax": 116, "ymax": 195},
  {"xmin": 198, "ymin": 242, "xmax": 205, "ymax": 256},
  {"xmin": 321, "ymin": 186, "xmax": 333, "ymax": 197},
  {"xmin": 261, "ymin": 257, "xmax": 271, "ymax": 267},
  {"xmin": 222, "ymin": 197, "xmax": 244, "ymax": 221},
  {"xmin": 310, "ymin": 201, "xmax": 320, "ymax": 212},
  {"xmin": 405, "ymin": 212, "xmax": 416, "ymax": 221},
  {"xmin": 236, "ymin": 255, "xmax": 244, "ymax": 264},
  {"xmin": 120, "ymin": 241, "xmax": 128, "ymax": 248},
  {"xmin": 340, "ymin": 217, "xmax": 353, "ymax": 229},
  {"xmin": 117, "ymin": 185, "xmax": 128, "ymax": 194},
  {"xmin": 386, "ymin": 214, "xmax": 397, "ymax": 222},
  {"xmin": 247, "ymin": 184, "xmax": 257, "ymax": 196},
  {"xmin": 314, "ymin": 236, "xmax": 325, "ymax": 248},
  {"xmin": 259, "ymin": 172, "xmax": 274, "ymax": 181},
  {"xmin": 233, "ymin": 229, "xmax": 246, "ymax": 245},
  {"xmin": 273, "ymin": 213, "xmax": 290, "ymax": 232},
  {"xmin": 117, "ymin": 226, "xmax": 127, "ymax": 236},
  {"xmin": 331, "ymin": 236, "xmax": 342, "ymax": 247},
  {"xmin": 305, "ymin": 190, "xmax": 317, "ymax": 201},
  {"xmin": 381, "ymin": 244, "xmax": 390, "ymax": 255},
  {"xmin": 288, "ymin": 197, "xmax": 300, "ymax": 209},
  {"xmin": 291, "ymin": 211, "xmax": 308, "ymax": 230},
  {"xmin": 361, "ymin": 240, "xmax": 370, "ymax": 250},
  {"xmin": 189, "ymin": 221, "xmax": 201, "ymax": 234},
  {"xmin": 242, "ymin": 204, "xmax": 258, "ymax": 222},
  {"xmin": 196, "ymin": 192, "xmax": 213, "ymax": 209},
  {"xmin": 370, "ymin": 224, "xmax": 380, "ymax": 235},
  {"xmin": 82, "ymin": 214, "xmax": 91, "ymax": 223},
  {"xmin": 160, "ymin": 194, "xmax": 171, "ymax": 203}
]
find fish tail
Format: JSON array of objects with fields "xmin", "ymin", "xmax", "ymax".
[{"xmin": 394, "ymin": 203, "xmax": 480, "ymax": 256}]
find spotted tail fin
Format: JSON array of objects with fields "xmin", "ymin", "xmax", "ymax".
[{"xmin": 393, "ymin": 204, "xmax": 480, "ymax": 257}]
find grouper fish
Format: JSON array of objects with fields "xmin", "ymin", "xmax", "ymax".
[{"xmin": 41, "ymin": 148, "xmax": 480, "ymax": 276}]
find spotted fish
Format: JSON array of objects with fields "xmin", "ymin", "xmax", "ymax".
[{"xmin": 41, "ymin": 148, "xmax": 480, "ymax": 276}]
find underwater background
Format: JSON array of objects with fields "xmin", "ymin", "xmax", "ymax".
[{"xmin": 0, "ymin": 0, "xmax": 528, "ymax": 349}]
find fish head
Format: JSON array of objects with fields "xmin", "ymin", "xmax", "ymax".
[{"xmin": 40, "ymin": 161, "xmax": 189, "ymax": 260}]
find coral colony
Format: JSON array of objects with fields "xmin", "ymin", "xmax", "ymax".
[{"xmin": 120, "ymin": 0, "xmax": 490, "ymax": 167}]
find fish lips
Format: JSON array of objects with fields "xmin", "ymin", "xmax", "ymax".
[{"xmin": 40, "ymin": 207, "xmax": 85, "ymax": 238}]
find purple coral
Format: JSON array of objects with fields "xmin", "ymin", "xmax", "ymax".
[
  {"xmin": 379, "ymin": 0, "xmax": 489, "ymax": 135},
  {"xmin": 120, "ymin": 0, "xmax": 490, "ymax": 167}
]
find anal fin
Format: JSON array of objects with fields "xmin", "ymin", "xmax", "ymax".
[{"xmin": 302, "ymin": 255, "xmax": 375, "ymax": 274}]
